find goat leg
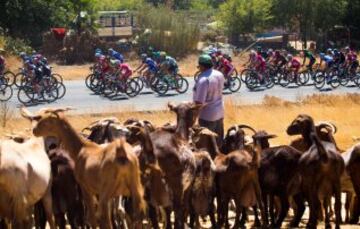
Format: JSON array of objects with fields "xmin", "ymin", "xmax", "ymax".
[
  {"xmin": 345, "ymin": 192, "xmax": 353, "ymax": 223},
  {"xmin": 253, "ymin": 180, "xmax": 266, "ymax": 227},
  {"xmin": 148, "ymin": 205, "xmax": 160, "ymax": 229},
  {"xmin": 334, "ymin": 179, "xmax": 342, "ymax": 229},
  {"xmin": 41, "ymin": 189, "xmax": 56, "ymax": 229},
  {"xmin": 289, "ymin": 193, "xmax": 305, "ymax": 227},
  {"xmin": 274, "ymin": 194, "xmax": 290, "ymax": 228},
  {"xmin": 323, "ymin": 196, "xmax": 331, "ymax": 229},
  {"xmin": 261, "ymin": 193, "xmax": 269, "ymax": 226}
]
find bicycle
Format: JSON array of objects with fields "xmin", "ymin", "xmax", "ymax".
[
  {"xmin": 97, "ymin": 72, "xmax": 141, "ymax": 98},
  {"xmin": 314, "ymin": 69, "xmax": 341, "ymax": 90},
  {"xmin": 0, "ymin": 73, "xmax": 13, "ymax": 101},
  {"xmin": 17, "ymin": 75, "xmax": 59, "ymax": 105},
  {"xmin": 153, "ymin": 72, "xmax": 189, "ymax": 96},
  {"xmin": 244, "ymin": 69, "xmax": 274, "ymax": 90}
]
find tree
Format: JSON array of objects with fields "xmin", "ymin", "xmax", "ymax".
[{"xmin": 217, "ymin": 0, "xmax": 272, "ymax": 43}]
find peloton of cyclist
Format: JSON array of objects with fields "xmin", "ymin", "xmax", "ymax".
[
  {"xmin": 301, "ymin": 49, "xmax": 316, "ymax": 71},
  {"xmin": 286, "ymin": 54, "xmax": 301, "ymax": 76},
  {"xmin": 135, "ymin": 54, "xmax": 158, "ymax": 84},
  {"xmin": 159, "ymin": 52, "xmax": 178, "ymax": 75}
]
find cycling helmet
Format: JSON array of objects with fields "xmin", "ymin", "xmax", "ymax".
[
  {"xmin": 319, "ymin": 53, "xmax": 325, "ymax": 59},
  {"xmin": 20, "ymin": 52, "xmax": 26, "ymax": 57},
  {"xmin": 95, "ymin": 53, "xmax": 102, "ymax": 59},
  {"xmin": 333, "ymin": 49, "xmax": 339, "ymax": 54},
  {"xmin": 198, "ymin": 54, "xmax": 213, "ymax": 66},
  {"xmin": 274, "ymin": 50, "xmax": 280, "ymax": 56},
  {"xmin": 95, "ymin": 48, "xmax": 102, "ymax": 54},
  {"xmin": 256, "ymin": 46, "xmax": 262, "ymax": 51},
  {"xmin": 140, "ymin": 53, "xmax": 147, "ymax": 60},
  {"xmin": 42, "ymin": 57, "xmax": 48, "ymax": 64},
  {"xmin": 268, "ymin": 48, "xmax": 273, "ymax": 53},
  {"xmin": 108, "ymin": 48, "xmax": 114, "ymax": 53},
  {"xmin": 160, "ymin": 51, "xmax": 167, "ymax": 58},
  {"xmin": 250, "ymin": 50, "xmax": 257, "ymax": 57},
  {"xmin": 287, "ymin": 54, "xmax": 293, "ymax": 60}
]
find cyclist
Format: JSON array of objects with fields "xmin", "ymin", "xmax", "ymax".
[
  {"xmin": 245, "ymin": 50, "xmax": 266, "ymax": 83},
  {"xmin": 95, "ymin": 53, "xmax": 110, "ymax": 76},
  {"xmin": 0, "ymin": 49, "xmax": 5, "ymax": 76},
  {"xmin": 272, "ymin": 50, "xmax": 287, "ymax": 70},
  {"xmin": 344, "ymin": 47, "xmax": 359, "ymax": 74},
  {"xmin": 286, "ymin": 54, "xmax": 301, "ymax": 77},
  {"xmin": 319, "ymin": 53, "xmax": 334, "ymax": 72},
  {"xmin": 218, "ymin": 55, "xmax": 235, "ymax": 82},
  {"xmin": 135, "ymin": 54, "xmax": 158, "ymax": 83},
  {"xmin": 159, "ymin": 52, "xmax": 178, "ymax": 75},
  {"xmin": 265, "ymin": 49, "xmax": 274, "ymax": 62},
  {"xmin": 333, "ymin": 49, "xmax": 346, "ymax": 66},
  {"xmin": 112, "ymin": 59, "xmax": 133, "ymax": 81},
  {"xmin": 95, "ymin": 48, "xmax": 102, "ymax": 55},
  {"xmin": 108, "ymin": 48, "xmax": 124, "ymax": 63},
  {"xmin": 301, "ymin": 49, "xmax": 316, "ymax": 71}
]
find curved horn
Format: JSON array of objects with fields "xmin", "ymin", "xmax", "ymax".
[
  {"xmin": 316, "ymin": 121, "xmax": 337, "ymax": 134},
  {"xmin": 20, "ymin": 107, "xmax": 41, "ymax": 120},
  {"xmin": 237, "ymin": 124, "xmax": 257, "ymax": 135}
]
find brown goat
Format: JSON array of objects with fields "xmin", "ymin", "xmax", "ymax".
[
  {"xmin": 149, "ymin": 102, "xmax": 200, "ymax": 229},
  {"xmin": 253, "ymin": 131, "xmax": 304, "ymax": 228},
  {"xmin": 287, "ymin": 114, "xmax": 344, "ymax": 229},
  {"xmin": 191, "ymin": 126, "xmax": 266, "ymax": 228},
  {"xmin": 21, "ymin": 107, "xmax": 145, "ymax": 229},
  {"xmin": 125, "ymin": 124, "xmax": 171, "ymax": 229}
]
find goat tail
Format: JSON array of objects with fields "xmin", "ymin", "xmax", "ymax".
[{"xmin": 310, "ymin": 132, "xmax": 329, "ymax": 162}]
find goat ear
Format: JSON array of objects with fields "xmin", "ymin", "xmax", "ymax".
[
  {"xmin": 41, "ymin": 107, "xmax": 75, "ymax": 114},
  {"xmin": 20, "ymin": 107, "xmax": 41, "ymax": 121},
  {"xmin": 168, "ymin": 102, "xmax": 177, "ymax": 112}
]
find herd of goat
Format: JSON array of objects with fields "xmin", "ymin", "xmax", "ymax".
[{"xmin": 0, "ymin": 103, "xmax": 360, "ymax": 229}]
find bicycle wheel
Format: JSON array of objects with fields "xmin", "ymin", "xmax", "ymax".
[
  {"xmin": 14, "ymin": 73, "xmax": 26, "ymax": 88},
  {"xmin": 240, "ymin": 69, "xmax": 249, "ymax": 83},
  {"xmin": 17, "ymin": 86, "xmax": 34, "ymax": 105},
  {"xmin": 245, "ymin": 74, "xmax": 259, "ymax": 90},
  {"xmin": 175, "ymin": 76, "xmax": 189, "ymax": 94},
  {"xmin": 314, "ymin": 74, "xmax": 326, "ymax": 89},
  {"xmin": 42, "ymin": 86, "xmax": 59, "ymax": 103},
  {"xmin": 132, "ymin": 76, "xmax": 144, "ymax": 92},
  {"xmin": 278, "ymin": 74, "xmax": 290, "ymax": 87},
  {"xmin": 51, "ymin": 74, "xmax": 63, "ymax": 84},
  {"xmin": 0, "ymin": 84, "xmax": 13, "ymax": 101},
  {"xmin": 85, "ymin": 74, "xmax": 95, "ymax": 89},
  {"xmin": 228, "ymin": 76, "xmax": 241, "ymax": 92},
  {"xmin": 125, "ymin": 79, "xmax": 140, "ymax": 97},
  {"xmin": 296, "ymin": 73, "xmax": 309, "ymax": 86},
  {"xmin": 329, "ymin": 75, "xmax": 341, "ymax": 89},
  {"xmin": 154, "ymin": 79, "xmax": 169, "ymax": 95},
  {"xmin": 3, "ymin": 71, "xmax": 15, "ymax": 86},
  {"xmin": 265, "ymin": 76, "xmax": 275, "ymax": 89},
  {"xmin": 57, "ymin": 82, "xmax": 67, "ymax": 99}
]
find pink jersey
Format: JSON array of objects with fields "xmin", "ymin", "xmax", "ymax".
[
  {"xmin": 347, "ymin": 52, "xmax": 357, "ymax": 62},
  {"xmin": 220, "ymin": 58, "xmax": 233, "ymax": 75},
  {"xmin": 119, "ymin": 63, "xmax": 132, "ymax": 78},
  {"xmin": 290, "ymin": 58, "xmax": 301, "ymax": 68}
]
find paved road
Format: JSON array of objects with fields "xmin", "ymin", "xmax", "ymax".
[{"xmin": 8, "ymin": 79, "xmax": 360, "ymax": 115}]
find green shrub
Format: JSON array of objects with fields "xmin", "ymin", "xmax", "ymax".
[
  {"xmin": 4, "ymin": 36, "xmax": 33, "ymax": 55},
  {"xmin": 136, "ymin": 6, "xmax": 200, "ymax": 57}
]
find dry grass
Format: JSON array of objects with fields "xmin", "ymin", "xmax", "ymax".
[{"xmin": 4, "ymin": 94, "xmax": 360, "ymax": 150}]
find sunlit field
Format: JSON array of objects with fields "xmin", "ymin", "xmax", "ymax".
[{"xmin": 4, "ymin": 93, "xmax": 360, "ymax": 152}]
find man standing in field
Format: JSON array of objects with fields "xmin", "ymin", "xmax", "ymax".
[{"xmin": 193, "ymin": 54, "xmax": 225, "ymax": 146}]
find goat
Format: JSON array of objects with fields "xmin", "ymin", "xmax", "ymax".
[
  {"xmin": 191, "ymin": 126, "xmax": 266, "ymax": 228},
  {"xmin": 0, "ymin": 136, "xmax": 55, "ymax": 228},
  {"xmin": 253, "ymin": 130, "xmax": 304, "ymax": 228},
  {"xmin": 287, "ymin": 114, "xmax": 344, "ymax": 229},
  {"xmin": 21, "ymin": 107, "xmax": 145, "ymax": 229},
  {"xmin": 149, "ymin": 102, "xmax": 200, "ymax": 229}
]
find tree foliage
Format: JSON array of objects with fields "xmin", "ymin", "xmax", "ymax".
[{"xmin": 217, "ymin": 0, "xmax": 272, "ymax": 42}]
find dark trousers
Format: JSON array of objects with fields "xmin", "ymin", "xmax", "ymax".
[{"xmin": 199, "ymin": 118, "xmax": 224, "ymax": 147}]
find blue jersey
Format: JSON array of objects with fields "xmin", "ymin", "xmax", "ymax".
[
  {"xmin": 144, "ymin": 58, "xmax": 158, "ymax": 72},
  {"xmin": 111, "ymin": 51, "xmax": 124, "ymax": 63},
  {"xmin": 323, "ymin": 55, "xmax": 334, "ymax": 64}
]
